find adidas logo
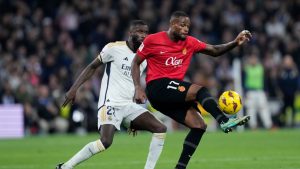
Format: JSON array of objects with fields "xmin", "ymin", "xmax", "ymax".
[{"xmin": 123, "ymin": 57, "xmax": 128, "ymax": 61}]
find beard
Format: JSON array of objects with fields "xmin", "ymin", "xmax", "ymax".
[
  {"xmin": 174, "ymin": 32, "xmax": 186, "ymax": 40},
  {"xmin": 132, "ymin": 35, "xmax": 142, "ymax": 51}
]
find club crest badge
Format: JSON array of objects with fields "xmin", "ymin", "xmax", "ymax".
[
  {"xmin": 182, "ymin": 48, "xmax": 187, "ymax": 55},
  {"xmin": 178, "ymin": 86, "xmax": 186, "ymax": 92}
]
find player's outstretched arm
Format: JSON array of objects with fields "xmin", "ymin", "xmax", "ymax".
[
  {"xmin": 131, "ymin": 54, "xmax": 147, "ymax": 104},
  {"xmin": 201, "ymin": 30, "xmax": 252, "ymax": 57},
  {"xmin": 62, "ymin": 58, "xmax": 103, "ymax": 107}
]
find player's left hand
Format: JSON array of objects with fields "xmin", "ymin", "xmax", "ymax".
[
  {"xmin": 134, "ymin": 87, "xmax": 147, "ymax": 104},
  {"xmin": 62, "ymin": 89, "xmax": 76, "ymax": 107},
  {"xmin": 235, "ymin": 30, "xmax": 252, "ymax": 46}
]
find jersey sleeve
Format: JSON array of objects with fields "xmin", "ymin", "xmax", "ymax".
[
  {"xmin": 137, "ymin": 36, "xmax": 152, "ymax": 60},
  {"xmin": 189, "ymin": 36, "xmax": 207, "ymax": 53},
  {"xmin": 140, "ymin": 60, "xmax": 147, "ymax": 72},
  {"xmin": 97, "ymin": 43, "xmax": 115, "ymax": 63}
]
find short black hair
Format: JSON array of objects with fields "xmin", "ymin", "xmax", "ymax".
[
  {"xmin": 171, "ymin": 11, "xmax": 188, "ymax": 19},
  {"xmin": 129, "ymin": 20, "xmax": 147, "ymax": 28}
]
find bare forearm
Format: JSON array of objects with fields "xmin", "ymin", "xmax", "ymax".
[
  {"xmin": 203, "ymin": 41, "xmax": 238, "ymax": 57},
  {"xmin": 131, "ymin": 55, "xmax": 147, "ymax": 103},
  {"xmin": 70, "ymin": 58, "xmax": 101, "ymax": 91},
  {"xmin": 204, "ymin": 30, "xmax": 252, "ymax": 57},
  {"xmin": 70, "ymin": 66, "xmax": 96, "ymax": 90},
  {"xmin": 131, "ymin": 55, "xmax": 143, "ymax": 89},
  {"xmin": 131, "ymin": 62, "xmax": 141, "ymax": 88},
  {"xmin": 213, "ymin": 41, "xmax": 238, "ymax": 56}
]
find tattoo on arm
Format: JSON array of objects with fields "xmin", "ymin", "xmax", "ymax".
[{"xmin": 202, "ymin": 41, "xmax": 238, "ymax": 57}]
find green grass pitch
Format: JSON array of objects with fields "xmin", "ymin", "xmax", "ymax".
[{"xmin": 0, "ymin": 129, "xmax": 299, "ymax": 169}]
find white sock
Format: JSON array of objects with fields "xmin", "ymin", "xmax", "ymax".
[
  {"xmin": 144, "ymin": 133, "xmax": 166, "ymax": 169},
  {"xmin": 62, "ymin": 140, "xmax": 105, "ymax": 169}
]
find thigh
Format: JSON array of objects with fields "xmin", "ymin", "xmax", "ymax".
[
  {"xmin": 146, "ymin": 78, "xmax": 192, "ymax": 104},
  {"xmin": 131, "ymin": 111, "xmax": 166, "ymax": 133},
  {"xmin": 122, "ymin": 103, "xmax": 149, "ymax": 129},
  {"xmin": 98, "ymin": 105, "xmax": 124, "ymax": 130}
]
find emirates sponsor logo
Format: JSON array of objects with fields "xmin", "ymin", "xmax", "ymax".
[{"xmin": 165, "ymin": 57, "xmax": 183, "ymax": 67}]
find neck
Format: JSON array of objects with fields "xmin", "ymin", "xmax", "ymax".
[
  {"xmin": 167, "ymin": 29, "xmax": 179, "ymax": 42},
  {"xmin": 126, "ymin": 40, "xmax": 135, "ymax": 52}
]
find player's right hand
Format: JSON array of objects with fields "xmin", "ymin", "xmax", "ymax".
[
  {"xmin": 62, "ymin": 89, "xmax": 76, "ymax": 107},
  {"xmin": 235, "ymin": 30, "xmax": 252, "ymax": 46},
  {"xmin": 134, "ymin": 87, "xmax": 147, "ymax": 104}
]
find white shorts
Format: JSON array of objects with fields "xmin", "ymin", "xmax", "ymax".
[{"xmin": 97, "ymin": 103, "xmax": 148, "ymax": 130}]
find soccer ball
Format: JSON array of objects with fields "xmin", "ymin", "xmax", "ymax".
[{"xmin": 218, "ymin": 90, "xmax": 242, "ymax": 115}]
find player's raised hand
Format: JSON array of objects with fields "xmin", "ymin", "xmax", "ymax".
[
  {"xmin": 62, "ymin": 89, "xmax": 76, "ymax": 107},
  {"xmin": 235, "ymin": 30, "xmax": 252, "ymax": 46},
  {"xmin": 134, "ymin": 87, "xmax": 147, "ymax": 104}
]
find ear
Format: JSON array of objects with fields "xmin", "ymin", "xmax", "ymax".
[
  {"xmin": 128, "ymin": 29, "xmax": 132, "ymax": 36},
  {"xmin": 170, "ymin": 20, "xmax": 178, "ymax": 28},
  {"xmin": 170, "ymin": 17, "xmax": 178, "ymax": 26}
]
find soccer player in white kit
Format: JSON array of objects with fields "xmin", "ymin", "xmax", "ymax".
[{"xmin": 56, "ymin": 20, "xmax": 167, "ymax": 169}]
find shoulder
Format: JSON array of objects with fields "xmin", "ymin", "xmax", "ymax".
[
  {"xmin": 186, "ymin": 36, "xmax": 207, "ymax": 48},
  {"xmin": 105, "ymin": 41, "xmax": 126, "ymax": 49},
  {"xmin": 100, "ymin": 41, "xmax": 126, "ymax": 60},
  {"xmin": 102, "ymin": 41, "xmax": 126, "ymax": 52},
  {"xmin": 186, "ymin": 36, "xmax": 199, "ymax": 42}
]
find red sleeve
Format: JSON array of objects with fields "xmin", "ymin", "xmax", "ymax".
[
  {"xmin": 189, "ymin": 36, "xmax": 207, "ymax": 53},
  {"xmin": 137, "ymin": 35, "xmax": 152, "ymax": 60}
]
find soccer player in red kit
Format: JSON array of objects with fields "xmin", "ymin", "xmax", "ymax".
[{"xmin": 131, "ymin": 11, "xmax": 252, "ymax": 169}]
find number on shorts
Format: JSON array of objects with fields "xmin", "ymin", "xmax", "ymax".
[
  {"xmin": 167, "ymin": 80, "xmax": 179, "ymax": 90},
  {"xmin": 107, "ymin": 106, "xmax": 115, "ymax": 115}
]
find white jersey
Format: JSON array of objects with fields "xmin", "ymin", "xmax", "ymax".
[{"xmin": 97, "ymin": 41, "xmax": 147, "ymax": 107}]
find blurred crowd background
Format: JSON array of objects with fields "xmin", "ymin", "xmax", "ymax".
[{"xmin": 0, "ymin": 0, "xmax": 299, "ymax": 135}]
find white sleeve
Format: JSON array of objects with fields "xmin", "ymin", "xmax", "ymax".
[
  {"xmin": 97, "ymin": 44, "xmax": 115, "ymax": 63},
  {"xmin": 140, "ymin": 60, "xmax": 147, "ymax": 72}
]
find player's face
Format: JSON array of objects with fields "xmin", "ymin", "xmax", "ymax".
[
  {"xmin": 130, "ymin": 25, "xmax": 149, "ymax": 46},
  {"xmin": 172, "ymin": 17, "xmax": 190, "ymax": 40}
]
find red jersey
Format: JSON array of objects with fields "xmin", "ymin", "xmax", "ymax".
[{"xmin": 137, "ymin": 31, "xmax": 207, "ymax": 84}]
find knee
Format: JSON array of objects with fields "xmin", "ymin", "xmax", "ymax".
[
  {"xmin": 192, "ymin": 121, "xmax": 207, "ymax": 130},
  {"xmin": 200, "ymin": 122, "xmax": 208, "ymax": 130},
  {"xmin": 186, "ymin": 84, "xmax": 203, "ymax": 101},
  {"xmin": 152, "ymin": 124, "xmax": 167, "ymax": 133},
  {"xmin": 100, "ymin": 137, "xmax": 113, "ymax": 149},
  {"xmin": 195, "ymin": 87, "xmax": 212, "ymax": 105},
  {"xmin": 188, "ymin": 122, "xmax": 207, "ymax": 130}
]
